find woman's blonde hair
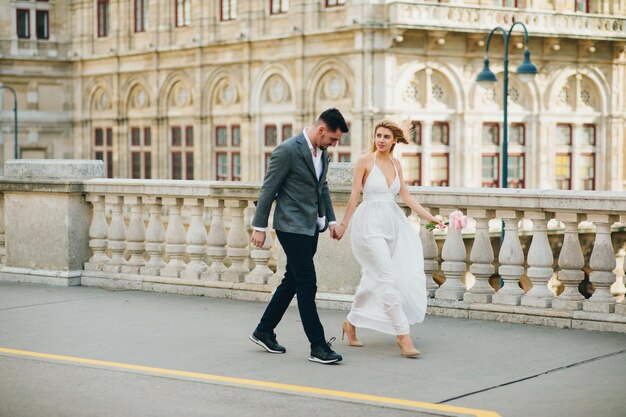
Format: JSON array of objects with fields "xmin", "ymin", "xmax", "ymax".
[{"xmin": 369, "ymin": 119, "xmax": 409, "ymax": 153}]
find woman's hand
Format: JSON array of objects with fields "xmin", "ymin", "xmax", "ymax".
[{"xmin": 431, "ymin": 217, "xmax": 446, "ymax": 230}]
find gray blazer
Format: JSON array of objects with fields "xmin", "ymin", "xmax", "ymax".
[{"xmin": 252, "ymin": 132, "xmax": 335, "ymax": 236}]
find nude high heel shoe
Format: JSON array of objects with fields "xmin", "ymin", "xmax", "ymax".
[
  {"xmin": 341, "ymin": 320, "xmax": 363, "ymax": 347},
  {"xmin": 396, "ymin": 335, "xmax": 420, "ymax": 358}
]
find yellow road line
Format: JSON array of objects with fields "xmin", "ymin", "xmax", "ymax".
[{"xmin": 0, "ymin": 347, "xmax": 500, "ymax": 417}]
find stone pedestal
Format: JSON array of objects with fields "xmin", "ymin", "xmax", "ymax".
[{"xmin": 0, "ymin": 160, "xmax": 105, "ymax": 286}]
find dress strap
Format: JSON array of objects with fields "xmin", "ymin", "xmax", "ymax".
[{"xmin": 388, "ymin": 155, "xmax": 398, "ymax": 176}]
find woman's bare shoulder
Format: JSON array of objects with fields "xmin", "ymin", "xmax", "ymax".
[{"xmin": 356, "ymin": 153, "xmax": 374, "ymax": 165}]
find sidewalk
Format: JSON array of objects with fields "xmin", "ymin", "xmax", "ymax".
[{"xmin": 1, "ymin": 282, "xmax": 624, "ymax": 417}]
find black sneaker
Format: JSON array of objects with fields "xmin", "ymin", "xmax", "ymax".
[
  {"xmin": 309, "ymin": 338, "xmax": 342, "ymax": 364},
  {"xmin": 249, "ymin": 330, "xmax": 286, "ymax": 354}
]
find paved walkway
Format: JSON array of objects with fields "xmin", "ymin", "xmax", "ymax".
[{"xmin": 0, "ymin": 282, "xmax": 624, "ymax": 417}]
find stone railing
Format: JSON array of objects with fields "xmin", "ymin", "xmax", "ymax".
[
  {"xmin": 1, "ymin": 160, "xmax": 625, "ymax": 333},
  {"xmin": 79, "ymin": 179, "xmax": 281, "ymax": 301},
  {"xmin": 389, "ymin": 1, "xmax": 626, "ymax": 40}
]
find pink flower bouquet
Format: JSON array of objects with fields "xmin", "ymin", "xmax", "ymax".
[{"xmin": 425, "ymin": 210, "xmax": 467, "ymax": 232}]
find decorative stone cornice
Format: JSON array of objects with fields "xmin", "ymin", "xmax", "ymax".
[{"xmin": 389, "ymin": 2, "xmax": 626, "ymax": 41}]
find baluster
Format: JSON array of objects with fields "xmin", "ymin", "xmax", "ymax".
[
  {"xmin": 140, "ymin": 197, "xmax": 166, "ymax": 276},
  {"xmin": 583, "ymin": 214, "xmax": 618, "ymax": 313},
  {"xmin": 616, "ymin": 251, "xmax": 626, "ymax": 316},
  {"xmin": 522, "ymin": 213, "xmax": 555, "ymax": 308},
  {"xmin": 246, "ymin": 222, "xmax": 274, "ymax": 285},
  {"xmin": 203, "ymin": 204, "xmax": 212, "ymax": 268},
  {"xmin": 436, "ymin": 210, "xmax": 467, "ymax": 301},
  {"xmin": 419, "ymin": 208, "xmax": 440, "ymax": 298},
  {"xmin": 102, "ymin": 195, "xmax": 126, "ymax": 273},
  {"xmin": 552, "ymin": 213, "xmax": 585, "ymax": 311},
  {"xmin": 492, "ymin": 211, "xmax": 525, "ymax": 306},
  {"xmin": 84, "ymin": 195, "xmax": 109, "ymax": 271},
  {"xmin": 221, "ymin": 200, "xmax": 250, "ymax": 283},
  {"xmin": 0, "ymin": 194, "xmax": 5, "ymax": 265},
  {"xmin": 181, "ymin": 198, "xmax": 209, "ymax": 279},
  {"xmin": 464, "ymin": 210, "xmax": 495, "ymax": 303},
  {"xmin": 121, "ymin": 196, "xmax": 146, "ymax": 274},
  {"xmin": 161, "ymin": 197, "xmax": 187, "ymax": 277},
  {"xmin": 203, "ymin": 199, "xmax": 227, "ymax": 281}
]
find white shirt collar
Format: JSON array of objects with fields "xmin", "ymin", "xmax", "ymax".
[{"xmin": 302, "ymin": 128, "xmax": 320, "ymax": 155}]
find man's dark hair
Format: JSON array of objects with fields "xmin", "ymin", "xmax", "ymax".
[{"xmin": 317, "ymin": 108, "xmax": 349, "ymax": 133}]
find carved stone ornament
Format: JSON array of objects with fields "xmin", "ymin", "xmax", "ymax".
[
  {"xmin": 97, "ymin": 90, "xmax": 111, "ymax": 110},
  {"xmin": 557, "ymin": 87, "xmax": 569, "ymax": 106},
  {"xmin": 432, "ymin": 84, "xmax": 445, "ymax": 101},
  {"xmin": 269, "ymin": 77, "xmax": 287, "ymax": 103},
  {"xmin": 404, "ymin": 82, "xmax": 419, "ymax": 103},
  {"xmin": 324, "ymin": 74, "xmax": 346, "ymax": 100},
  {"xmin": 220, "ymin": 83, "xmax": 237, "ymax": 105},
  {"xmin": 508, "ymin": 87, "xmax": 520, "ymax": 103},
  {"xmin": 131, "ymin": 88, "xmax": 148, "ymax": 109},
  {"xmin": 482, "ymin": 87, "xmax": 496, "ymax": 103},
  {"xmin": 580, "ymin": 89, "xmax": 591, "ymax": 106},
  {"xmin": 176, "ymin": 86, "xmax": 189, "ymax": 107},
  {"xmin": 135, "ymin": 89, "xmax": 147, "ymax": 108}
]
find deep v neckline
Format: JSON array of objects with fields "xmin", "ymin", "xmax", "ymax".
[{"xmin": 373, "ymin": 154, "xmax": 397, "ymax": 190}]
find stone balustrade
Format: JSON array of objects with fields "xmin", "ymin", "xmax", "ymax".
[
  {"xmin": 1, "ymin": 161, "xmax": 626, "ymax": 333},
  {"xmin": 77, "ymin": 179, "xmax": 278, "ymax": 301},
  {"xmin": 390, "ymin": 2, "xmax": 626, "ymax": 40}
]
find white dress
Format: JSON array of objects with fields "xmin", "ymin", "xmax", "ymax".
[{"xmin": 347, "ymin": 155, "xmax": 427, "ymax": 335}]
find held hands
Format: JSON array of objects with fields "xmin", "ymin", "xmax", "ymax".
[
  {"xmin": 250, "ymin": 230, "xmax": 266, "ymax": 248},
  {"xmin": 332, "ymin": 223, "xmax": 347, "ymax": 241}
]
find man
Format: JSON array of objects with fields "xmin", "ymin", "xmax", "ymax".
[{"xmin": 249, "ymin": 108, "xmax": 349, "ymax": 364}]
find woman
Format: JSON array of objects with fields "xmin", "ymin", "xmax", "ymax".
[{"xmin": 333, "ymin": 120, "xmax": 443, "ymax": 358}]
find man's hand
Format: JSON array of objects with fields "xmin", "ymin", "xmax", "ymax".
[
  {"xmin": 250, "ymin": 230, "xmax": 266, "ymax": 248},
  {"xmin": 329, "ymin": 223, "xmax": 337, "ymax": 240}
]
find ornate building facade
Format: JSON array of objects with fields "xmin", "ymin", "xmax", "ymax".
[{"xmin": 1, "ymin": 0, "xmax": 625, "ymax": 190}]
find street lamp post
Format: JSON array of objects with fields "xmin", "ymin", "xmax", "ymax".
[
  {"xmin": 476, "ymin": 22, "xmax": 538, "ymax": 189},
  {"xmin": 0, "ymin": 84, "xmax": 19, "ymax": 159}
]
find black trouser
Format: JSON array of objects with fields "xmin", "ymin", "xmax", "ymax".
[{"xmin": 256, "ymin": 230, "xmax": 326, "ymax": 349}]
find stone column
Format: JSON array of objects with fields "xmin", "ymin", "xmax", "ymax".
[
  {"xmin": 84, "ymin": 194, "xmax": 109, "ymax": 271},
  {"xmin": 419, "ymin": 209, "xmax": 440, "ymax": 298},
  {"xmin": 583, "ymin": 214, "xmax": 618, "ymax": 313},
  {"xmin": 616, "ymin": 253, "xmax": 626, "ymax": 316},
  {"xmin": 102, "ymin": 195, "xmax": 127, "ymax": 273},
  {"xmin": 553, "ymin": 213, "xmax": 585, "ymax": 311},
  {"xmin": 203, "ymin": 199, "xmax": 227, "ymax": 281},
  {"xmin": 436, "ymin": 212, "xmax": 467, "ymax": 301},
  {"xmin": 465, "ymin": 209, "xmax": 495, "ymax": 303},
  {"xmin": 521, "ymin": 213, "xmax": 555, "ymax": 308},
  {"xmin": 181, "ymin": 198, "xmax": 209, "ymax": 279},
  {"xmin": 121, "ymin": 195, "xmax": 146, "ymax": 274},
  {"xmin": 0, "ymin": 194, "xmax": 5, "ymax": 265},
  {"xmin": 492, "ymin": 211, "xmax": 525, "ymax": 306},
  {"xmin": 161, "ymin": 198, "xmax": 187, "ymax": 278},
  {"xmin": 140, "ymin": 197, "xmax": 166, "ymax": 276},
  {"xmin": 221, "ymin": 200, "xmax": 250, "ymax": 283}
]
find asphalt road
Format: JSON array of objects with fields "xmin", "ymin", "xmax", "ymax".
[{"xmin": 1, "ymin": 282, "xmax": 625, "ymax": 417}]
